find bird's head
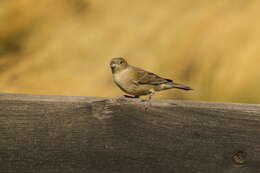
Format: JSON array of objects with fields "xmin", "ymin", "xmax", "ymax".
[{"xmin": 110, "ymin": 57, "xmax": 128, "ymax": 73}]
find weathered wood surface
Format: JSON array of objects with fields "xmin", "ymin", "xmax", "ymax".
[{"xmin": 0, "ymin": 93, "xmax": 260, "ymax": 173}]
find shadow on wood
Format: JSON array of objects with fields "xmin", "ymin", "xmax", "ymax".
[{"xmin": 0, "ymin": 93, "xmax": 260, "ymax": 173}]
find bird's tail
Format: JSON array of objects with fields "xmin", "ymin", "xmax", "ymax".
[{"xmin": 169, "ymin": 82, "xmax": 193, "ymax": 91}]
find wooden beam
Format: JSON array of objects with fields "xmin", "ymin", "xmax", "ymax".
[{"xmin": 0, "ymin": 93, "xmax": 260, "ymax": 173}]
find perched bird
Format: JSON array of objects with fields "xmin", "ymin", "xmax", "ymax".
[{"xmin": 110, "ymin": 57, "xmax": 192, "ymax": 103}]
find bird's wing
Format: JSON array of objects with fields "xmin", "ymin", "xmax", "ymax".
[{"xmin": 132, "ymin": 67, "xmax": 172, "ymax": 85}]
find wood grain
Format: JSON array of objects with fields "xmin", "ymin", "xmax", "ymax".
[{"xmin": 0, "ymin": 93, "xmax": 260, "ymax": 173}]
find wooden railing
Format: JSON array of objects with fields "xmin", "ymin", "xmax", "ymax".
[{"xmin": 0, "ymin": 93, "xmax": 260, "ymax": 173}]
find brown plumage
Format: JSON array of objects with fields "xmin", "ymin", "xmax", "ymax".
[{"xmin": 110, "ymin": 57, "xmax": 192, "ymax": 100}]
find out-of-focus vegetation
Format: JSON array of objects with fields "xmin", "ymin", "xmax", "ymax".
[{"xmin": 0, "ymin": 0, "xmax": 260, "ymax": 103}]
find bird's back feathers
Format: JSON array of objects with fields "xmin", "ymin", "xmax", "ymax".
[
  {"xmin": 130, "ymin": 66, "xmax": 192, "ymax": 91},
  {"xmin": 130, "ymin": 66, "xmax": 172, "ymax": 85}
]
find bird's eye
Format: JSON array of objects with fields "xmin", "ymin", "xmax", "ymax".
[{"xmin": 119, "ymin": 61, "xmax": 123, "ymax": 64}]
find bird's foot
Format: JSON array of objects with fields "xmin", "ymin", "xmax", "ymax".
[
  {"xmin": 144, "ymin": 91, "xmax": 155, "ymax": 111},
  {"xmin": 141, "ymin": 98, "xmax": 152, "ymax": 111},
  {"xmin": 144, "ymin": 100, "xmax": 152, "ymax": 111}
]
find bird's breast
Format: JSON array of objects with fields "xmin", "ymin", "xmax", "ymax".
[
  {"xmin": 113, "ymin": 69, "xmax": 138, "ymax": 94},
  {"xmin": 113, "ymin": 69, "xmax": 152, "ymax": 96},
  {"xmin": 113, "ymin": 69, "xmax": 130, "ymax": 86}
]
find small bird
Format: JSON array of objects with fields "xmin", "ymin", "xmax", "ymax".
[{"xmin": 110, "ymin": 57, "xmax": 192, "ymax": 105}]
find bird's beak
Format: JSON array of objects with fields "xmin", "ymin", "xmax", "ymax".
[
  {"xmin": 110, "ymin": 63, "xmax": 117, "ymax": 73},
  {"xmin": 110, "ymin": 63, "xmax": 116, "ymax": 69}
]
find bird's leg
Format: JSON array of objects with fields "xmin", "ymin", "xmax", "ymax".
[{"xmin": 144, "ymin": 89, "xmax": 155, "ymax": 111}]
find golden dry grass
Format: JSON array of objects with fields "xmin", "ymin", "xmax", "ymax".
[{"xmin": 0, "ymin": 0, "xmax": 260, "ymax": 103}]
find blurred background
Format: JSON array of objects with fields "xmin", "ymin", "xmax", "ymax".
[{"xmin": 0, "ymin": 0, "xmax": 260, "ymax": 103}]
